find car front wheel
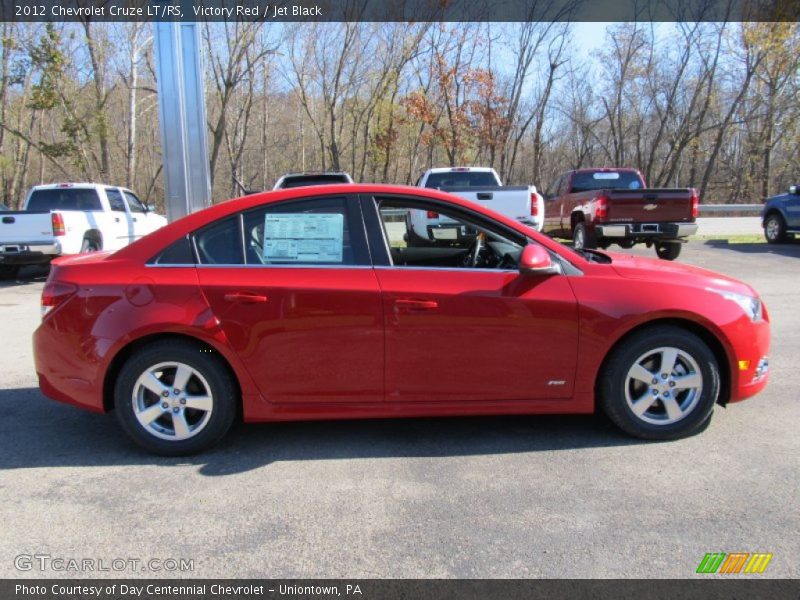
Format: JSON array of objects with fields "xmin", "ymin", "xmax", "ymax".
[
  {"xmin": 599, "ymin": 326, "xmax": 719, "ymax": 440},
  {"xmin": 114, "ymin": 340, "xmax": 236, "ymax": 455}
]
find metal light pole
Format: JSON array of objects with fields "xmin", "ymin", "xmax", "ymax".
[{"xmin": 153, "ymin": 9, "xmax": 212, "ymax": 222}]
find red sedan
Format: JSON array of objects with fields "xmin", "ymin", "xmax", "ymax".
[{"xmin": 33, "ymin": 185, "xmax": 770, "ymax": 455}]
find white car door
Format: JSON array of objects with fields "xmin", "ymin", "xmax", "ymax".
[{"xmin": 103, "ymin": 188, "xmax": 135, "ymax": 249}]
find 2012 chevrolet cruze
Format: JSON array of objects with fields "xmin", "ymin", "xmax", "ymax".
[{"xmin": 34, "ymin": 185, "xmax": 770, "ymax": 455}]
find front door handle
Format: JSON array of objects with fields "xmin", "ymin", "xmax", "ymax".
[
  {"xmin": 224, "ymin": 292, "xmax": 268, "ymax": 304},
  {"xmin": 394, "ymin": 299, "xmax": 438, "ymax": 310}
]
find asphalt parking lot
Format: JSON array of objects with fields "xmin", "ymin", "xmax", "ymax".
[{"xmin": 1, "ymin": 239, "xmax": 798, "ymax": 579}]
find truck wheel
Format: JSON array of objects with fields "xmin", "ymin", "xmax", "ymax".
[
  {"xmin": 599, "ymin": 325, "xmax": 719, "ymax": 440},
  {"xmin": 0, "ymin": 265, "xmax": 20, "ymax": 280},
  {"xmin": 655, "ymin": 242, "xmax": 681, "ymax": 260},
  {"xmin": 80, "ymin": 238, "xmax": 101, "ymax": 253},
  {"xmin": 573, "ymin": 222, "xmax": 596, "ymax": 250},
  {"xmin": 764, "ymin": 214, "xmax": 787, "ymax": 244}
]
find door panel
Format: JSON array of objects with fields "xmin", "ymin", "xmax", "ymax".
[
  {"xmin": 375, "ymin": 268, "xmax": 579, "ymax": 402},
  {"xmin": 197, "ymin": 267, "xmax": 384, "ymax": 404}
]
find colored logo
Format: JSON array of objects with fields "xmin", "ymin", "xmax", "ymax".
[
  {"xmin": 696, "ymin": 552, "xmax": 773, "ymax": 574},
  {"xmin": 643, "ymin": 203, "xmax": 658, "ymax": 210}
]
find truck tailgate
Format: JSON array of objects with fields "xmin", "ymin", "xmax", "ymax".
[
  {"xmin": 0, "ymin": 211, "xmax": 54, "ymax": 244},
  {"xmin": 440, "ymin": 186, "xmax": 531, "ymax": 221},
  {"xmin": 606, "ymin": 189, "xmax": 693, "ymax": 222}
]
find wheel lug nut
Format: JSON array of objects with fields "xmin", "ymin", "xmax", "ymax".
[
  {"xmin": 651, "ymin": 378, "xmax": 658, "ymax": 385},
  {"xmin": 663, "ymin": 391, "xmax": 670, "ymax": 398},
  {"xmin": 173, "ymin": 389, "xmax": 180, "ymax": 395},
  {"xmin": 161, "ymin": 402, "xmax": 168, "ymax": 409},
  {"xmin": 172, "ymin": 407, "xmax": 180, "ymax": 413},
  {"xmin": 652, "ymin": 389, "xmax": 659, "ymax": 396},
  {"xmin": 162, "ymin": 391, "xmax": 169, "ymax": 397},
  {"xmin": 180, "ymin": 398, "xmax": 186, "ymax": 405},
  {"xmin": 669, "ymin": 381, "xmax": 676, "ymax": 387},
  {"xmin": 661, "ymin": 373, "xmax": 668, "ymax": 379}
]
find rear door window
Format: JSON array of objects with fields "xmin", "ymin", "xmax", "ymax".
[{"xmin": 106, "ymin": 189, "xmax": 128, "ymax": 213}]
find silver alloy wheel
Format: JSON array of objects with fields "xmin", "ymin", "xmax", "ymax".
[
  {"xmin": 132, "ymin": 361, "xmax": 214, "ymax": 441},
  {"xmin": 765, "ymin": 217, "xmax": 780, "ymax": 241},
  {"xmin": 623, "ymin": 346, "xmax": 703, "ymax": 426}
]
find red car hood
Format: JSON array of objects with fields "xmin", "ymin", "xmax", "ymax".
[{"xmin": 607, "ymin": 251, "xmax": 757, "ymax": 297}]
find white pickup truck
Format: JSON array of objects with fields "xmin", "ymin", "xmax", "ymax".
[
  {"xmin": 0, "ymin": 183, "xmax": 167, "ymax": 279},
  {"xmin": 408, "ymin": 167, "xmax": 544, "ymax": 247}
]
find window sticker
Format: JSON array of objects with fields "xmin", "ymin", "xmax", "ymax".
[
  {"xmin": 263, "ymin": 213, "xmax": 344, "ymax": 263},
  {"xmin": 593, "ymin": 172, "xmax": 621, "ymax": 179}
]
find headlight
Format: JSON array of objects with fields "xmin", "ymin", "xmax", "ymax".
[{"xmin": 708, "ymin": 288, "xmax": 762, "ymax": 322}]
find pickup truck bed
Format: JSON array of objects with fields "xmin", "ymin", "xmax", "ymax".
[{"xmin": 543, "ymin": 168, "xmax": 698, "ymax": 260}]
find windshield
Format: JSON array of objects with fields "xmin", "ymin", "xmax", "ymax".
[
  {"xmin": 424, "ymin": 171, "xmax": 499, "ymax": 188},
  {"xmin": 26, "ymin": 188, "xmax": 102, "ymax": 211},
  {"xmin": 570, "ymin": 171, "xmax": 643, "ymax": 192}
]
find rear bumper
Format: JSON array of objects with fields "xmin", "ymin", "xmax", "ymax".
[
  {"xmin": 596, "ymin": 223, "xmax": 698, "ymax": 239},
  {"xmin": 0, "ymin": 241, "xmax": 60, "ymax": 265}
]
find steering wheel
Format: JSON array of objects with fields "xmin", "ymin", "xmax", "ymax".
[{"xmin": 465, "ymin": 233, "xmax": 485, "ymax": 267}]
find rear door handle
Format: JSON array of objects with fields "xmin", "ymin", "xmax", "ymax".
[
  {"xmin": 394, "ymin": 299, "xmax": 438, "ymax": 310},
  {"xmin": 224, "ymin": 292, "xmax": 268, "ymax": 304},
  {"xmin": 477, "ymin": 192, "xmax": 493, "ymax": 200}
]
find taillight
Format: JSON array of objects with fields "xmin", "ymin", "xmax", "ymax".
[
  {"xmin": 594, "ymin": 196, "xmax": 608, "ymax": 221},
  {"xmin": 426, "ymin": 211, "xmax": 439, "ymax": 219},
  {"xmin": 690, "ymin": 189, "xmax": 700, "ymax": 218},
  {"xmin": 41, "ymin": 281, "xmax": 77, "ymax": 319},
  {"xmin": 531, "ymin": 192, "xmax": 539, "ymax": 217},
  {"xmin": 52, "ymin": 212, "xmax": 65, "ymax": 236}
]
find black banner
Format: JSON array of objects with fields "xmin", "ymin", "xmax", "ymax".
[
  {"xmin": 4, "ymin": 579, "xmax": 800, "ymax": 600},
  {"xmin": 1, "ymin": 0, "xmax": 799, "ymax": 22}
]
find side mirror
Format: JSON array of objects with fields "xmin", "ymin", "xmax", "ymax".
[
  {"xmin": 519, "ymin": 244, "xmax": 561, "ymax": 276},
  {"xmin": 146, "ymin": 203, "xmax": 156, "ymax": 212},
  {"xmin": 790, "ymin": 185, "xmax": 799, "ymax": 195}
]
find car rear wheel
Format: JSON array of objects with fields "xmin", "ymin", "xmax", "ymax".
[
  {"xmin": 114, "ymin": 340, "xmax": 236, "ymax": 455},
  {"xmin": 599, "ymin": 326, "xmax": 719, "ymax": 440},
  {"xmin": 573, "ymin": 222, "xmax": 596, "ymax": 250},
  {"xmin": 655, "ymin": 241, "xmax": 681, "ymax": 260},
  {"xmin": 764, "ymin": 214, "xmax": 787, "ymax": 244}
]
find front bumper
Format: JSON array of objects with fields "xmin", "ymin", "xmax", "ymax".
[
  {"xmin": 726, "ymin": 316, "xmax": 771, "ymax": 403},
  {"xmin": 596, "ymin": 222, "xmax": 698, "ymax": 239}
]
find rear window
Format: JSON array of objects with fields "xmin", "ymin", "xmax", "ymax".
[
  {"xmin": 570, "ymin": 171, "xmax": 643, "ymax": 193},
  {"xmin": 424, "ymin": 171, "xmax": 499, "ymax": 188},
  {"xmin": 26, "ymin": 188, "xmax": 102, "ymax": 212},
  {"xmin": 278, "ymin": 174, "xmax": 351, "ymax": 189}
]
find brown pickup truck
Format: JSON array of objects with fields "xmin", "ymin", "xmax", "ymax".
[{"xmin": 542, "ymin": 168, "xmax": 699, "ymax": 260}]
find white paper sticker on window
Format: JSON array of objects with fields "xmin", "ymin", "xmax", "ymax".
[
  {"xmin": 263, "ymin": 213, "xmax": 344, "ymax": 263},
  {"xmin": 593, "ymin": 172, "xmax": 621, "ymax": 179}
]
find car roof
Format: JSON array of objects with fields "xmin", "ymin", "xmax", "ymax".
[
  {"xmin": 29, "ymin": 183, "xmax": 133, "ymax": 192},
  {"xmin": 426, "ymin": 167, "xmax": 495, "ymax": 174}
]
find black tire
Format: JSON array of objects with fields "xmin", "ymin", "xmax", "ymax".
[
  {"xmin": 617, "ymin": 240, "xmax": 635, "ymax": 249},
  {"xmin": 0, "ymin": 265, "xmax": 20, "ymax": 280},
  {"xmin": 114, "ymin": 340, "xmax": 237, "ymax": 455},
  {"xmin": 599, "ymin": 325, "xmax": 720, "ymax": 440},
  {"xmin": 573, "ymin": 222, "xmax": 596, "ymax": 250},
  {"xmin": 80, "ymin": 238, "xmax": 101, "ymax": 253},
  {"xmin": 763, "ymin": 213, "xmax": 787, "ymax": 244},
  {"xmin": 655, "ymin": 241, "xmax": 682, "ymax": 260}
]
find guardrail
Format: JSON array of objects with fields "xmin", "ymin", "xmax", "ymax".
[{"xmin": 699, "ymin": 204, "xmax": 762, "ymax": 215}]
